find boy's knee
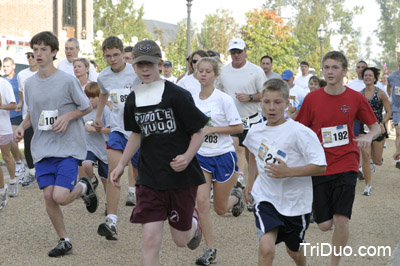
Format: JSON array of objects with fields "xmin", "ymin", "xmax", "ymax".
[
  {"xmin": 214, "ymin": 203, "xmax": 228, "ymax": 216},
  {"xmin": 333, "ymin": 215, "xmax": 349, "ymax": 229},
  {"xmin": 286, "ymin": 248, "xmax": 303, "ymax": 261},
  {"xmin": 259, "ymin": 237, "xmax": 275, "ymax": 259},
  {"xmin": 52, "ymin": 193, "xmax": 68, "ymax": 206},
  {"xmin": 196, "ymin": 195, "xmax": 210, "ymax": 213},
  {"xmin": 318, "ymin": 220, "xmax": 333, "ymax": 232}
]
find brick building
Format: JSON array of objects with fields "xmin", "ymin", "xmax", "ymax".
[{"xmin": 0, "ymin": 0, "xmax": 93, "ymax": 41}]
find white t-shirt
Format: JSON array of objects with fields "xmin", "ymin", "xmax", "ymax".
[
  {"xmin": 266, "ymin": 72, "xmax": 281, "ymax": 80},
  {"xmin": 177, "ymin": 74, "xmax": 200, "ymax": 97},
  {"xmin": 194, "ymin": 89, "xmax": 242, "ymax": 157},
  {"xmin": 58, "ymin": 59, "xmax": 98, "ymax": 81},
  {"xmin": 0, "ymin": 78, "xmax": 16, "ymax": 135},
  {"xmin": 289, "ymin": 84, "xmax": 307, "ymax": 108},
  {"xmin": 215, "ymin": 61, "xmax": 266, "ymax": 119},
  {"xmin": 97, "ymin": 63, "xmax": 140, "ymax": 139},
  {"xmin": 347, "ymin": 78, "xmax": 388, "ymax": 97},
  {"xmin": 294, "ymin": 74, "xmax": 312, "ymax": 91},
  {"xmin": 161, "ymin": 75, "xmax": 177, "ymax": 83},
  {"xmin": 243, "ymin": 119, "xmax": 326, "ymax": 216},
  {"xmin": 17, "ymin": 68, "xmax": 37, "ymax": 119}
]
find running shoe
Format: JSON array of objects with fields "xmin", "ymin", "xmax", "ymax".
[
  {"xmin": 0, "ymin": 185, "xmax": 8, "ymax": 210},
  {"xmin": 9, "ymin": 182, "xmax": 18, "ymax": 197},
  {"xmin": 247, "ymin": 194, "xmax": 255, "ymax": 212},
  {"xmin": 79, "ymin": 176, "xmax": 98, "ymax": 213},
  {"xmin": 196, "ymin": 248, "xmax": 217, "ymax": 265},
  {"xmin": 358, "ymin": 166, "xmax": 364, "ymax": 180},
  {"xmin": 92, "ymin": 174, "xmax": 99, "ymax": 190},
  {"xmin": 231, "ymin": 187, "xmax": 245, "ymax": 217},
  {"xmin": 187, "ymin": 208, "xmax": 202, "ymax": 250},
  {"xmin": 15, "ymin": 163, "xmax": 26, "ymax": 177},
  {"xmin": 370, "ymin": 161, "xmax": 376, "ymax": 174},
  {"xmin": 98, "ymin": 218, "xmax": 118, "ymax": 240},
  {"xmin": 48, "ymin": 238, "xmax": 72, "ymax": 257},
  {"xmin": 396, "ymin": 161, "xmax": 400, "ymax": 169},
  {"xmin": 125, "ymin": 191, "xmax": 136, "ymax": 206},
  {"xmin": 362, "ymin": 184, "xmax": 372, "ymax": 196},
  {"xmin": 22, "ymin": 173, "xmax": 36, "ymax": 188},
  {"xmin": 236, "ymin": 172, "xmax": 245, "ymax": 188}
]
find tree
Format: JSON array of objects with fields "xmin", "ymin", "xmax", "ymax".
[
  {"xmin": 376, "ymin": 0, "xmax": 400, "ymax": 71},
  {"xmin": 241, "ymin": 8, "xmax": 298, "ymax": 74},
  {"xmin": 199, "ymin": 9, "xmax": 239, "ymax": 59},
  {"xmin": 92, "ymin": 0, "xmax": 152, "ymax": 71},
  {"xmin": 163, "ymin": 20, "xmax": 199, "ymax": 77},
  {"xmin": 263, "ymin": 0, "xmax": 362, "ymax": 75}
]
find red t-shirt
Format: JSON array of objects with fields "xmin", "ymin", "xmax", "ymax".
[{"xmin": 296, "ymin": 87, "xmax": 377, "ymax": 176}]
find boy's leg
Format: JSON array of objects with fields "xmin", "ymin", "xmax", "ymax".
[
  {"xmin": 258, "ymin": 229, "xmax": 278, "ymax": 266},
  {"xmin": 1, "ymin": 142, "xmax": 17, "ymax": 197},
  {"xmin": 141, "ymin": 221, "xmax": 164, "ymax": 266},
  {"xmin": 169, "ymin": 216, "xmax": 200, "ymax": 247},
  {"xmin": 331, "ymin": 214, "xmax": 350, "ymax": 266},
  {"xmin": 43, "ymin": 185, "xmax": 68, "ymax": 239},
  {"xmin": 285, "ymin": 246, "xmax": 307, "ymax": 266},
  {"xmin": 126, "ymin": 162, "xmax": 137, "ymax": 206}
]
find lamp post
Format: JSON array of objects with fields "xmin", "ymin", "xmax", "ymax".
[
  {"xmin": 317, "ymin": 24, "xmax": 326, "ymax": 77},
  {"xmin": 186, "ymin": 0, "xmax": 193, "ymax": 69}
]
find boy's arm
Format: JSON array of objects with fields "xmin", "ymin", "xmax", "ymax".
[
  {"xmin": 16, "ymin": 91, "xmax": 23, "ymax": 112},
  {"xmin": 52, "ymin": 106, "xmax": 92, "ymax": 133},
  {"xmin": 94, "ymin": 93, "xmax": 109, "ymax": 129},
  {"xmin": 353, "ymin": 122, "xmax": 380, "ymax": 149},
  {"xmin": 110, "ymin": 132, "xmax": 141, "ymax": 188},
  {"xmin": 15, "ymin": 113, "xmax": 32, "ymax": 142},
  {"xmin": 0, "ymin": 101, "xmax": 16, "ymax": 111},
  {"xmin": 170, "ymin": 128, "xmax": 204, "ymax": 172},
  {"xmin": 244, "ymin": 152, "xmax": 258, "ymax": 204},
  {"xmin": 264, "ymin": 159, "xmax": 326, "ymax": 178}
]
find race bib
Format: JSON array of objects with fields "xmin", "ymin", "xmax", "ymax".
[
  {"xmin": 110, "ymin": 88, "xmax": 130, "ymax": 108},
  {"xmin": 256, "ymin": 139, "xmax": 288, "ymax": 166},
  {"xmin": 394, "ymin": 86, "xmax": 400, "ymax": 96},
  {"xmin": 202, "ymin": 134, "xmax": 219, "ymax": 148},
  {"xmin": 321, "ymin": 124, "xmax": 349, "ymax": 148},
  {"xmin": 38, "ymin": 110, "xmax": 58, "ymax": 131}
]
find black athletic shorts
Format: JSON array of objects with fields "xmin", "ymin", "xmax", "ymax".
[{"xmin": 312, "ymin": 171, "xmax": 357, "ymax": 224}]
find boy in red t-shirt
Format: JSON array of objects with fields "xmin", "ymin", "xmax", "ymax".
[{"xmin": 296, "ymin": 51, "xmax": 380, "ymax": 266}]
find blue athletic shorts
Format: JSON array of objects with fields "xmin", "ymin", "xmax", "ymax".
[
  {"xmin": 84, "ymin": 151, "xmax": 108, "ymax": 179},
  {"xmin": 393, "ymin": 112, "xmax": 400, "ymax": 126},
  {"xmin": 196, "ymin": 152, "xmax": 238, "ymax": 183},
  {"xmin": 35, "ymin": 157, "xmax": 78, "ymax": 191},
  {"xmin": 106, "ymin": 131, "xmax": 140, "ymax": 168},
  {"xmin": 254, "ymin": 201, "xmax": 310, "ymax": 252}
]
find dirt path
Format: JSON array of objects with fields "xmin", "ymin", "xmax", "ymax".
[{"xmin": 0, "ymin": 138, "xmax": 399, "ymax": 265}]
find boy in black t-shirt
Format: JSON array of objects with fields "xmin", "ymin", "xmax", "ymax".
[{"xmin": 110, "ymin": 40, "xmax": 208, "ymax": 266}]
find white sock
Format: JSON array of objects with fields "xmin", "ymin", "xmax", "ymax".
[
  {"xmin": 128, "ymin": 186, "xmax": 135, "ymax": 193},
  {"xmin": 9, "ymin": 178, "xmax": 17, "ymax": 184},
  {"xmin": 192, "ymin": 217, "xmax": 198, "ymax": 229},
  {"xmin": 107, "ymin": 214, "xmax": 118, "ymax": 224},
  {"xmin": 64, "ymin": 237, "xmax": 71, "ymax": 243},
  {"xmin": 28, "ymin": 168, "xmax": 35, "ymax": 176},
  {"xmin": 16, "ymin": 160, "xmax": 23, "ymax": 165},
  {"xmin": 79, "ymin": 182, "xmax": 87, "ymax": 195}
]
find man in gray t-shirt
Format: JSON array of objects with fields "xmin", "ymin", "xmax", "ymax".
[{"xmin": 15, "ymin": 31, "xmax": 98, "ymax": 258}]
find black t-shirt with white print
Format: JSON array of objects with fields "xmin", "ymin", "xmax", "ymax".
[{"xmin": 124, "ymin": 80, "xmax": 208, "ymax": 190}]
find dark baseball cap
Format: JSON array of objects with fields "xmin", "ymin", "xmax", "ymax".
[
  {"xmin": 164, "ymin": 61, "xmax": 172, "ymax": 67},
  {"xmin": 132, "ymin": 40, "xmax": 162, "ymax": 64}
]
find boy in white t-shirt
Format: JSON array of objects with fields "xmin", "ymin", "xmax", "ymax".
[
  {"xmin": 243, "ymin": 79, "xmax": 327, "ymax": 266},
  {"xmin": 0, "ymin": 78, "xmax": 17, "ymax": 209}
]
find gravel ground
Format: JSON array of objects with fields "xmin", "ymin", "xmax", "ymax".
[{"xmin": 0, "ymin": 138, "xmax": 399, "ymax": 266}]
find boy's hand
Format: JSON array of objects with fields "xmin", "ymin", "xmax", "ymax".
[
  {"xmin": 264, "ymin": 158, "xmax": 290, "ymax": 178},
  {"xmin": 15, "ymin": 103, "xmax": 22, "ymax": 112},
  {"xmin": 243, "ymin": 186, "xmax": 252, "ymax": 204},
  {"xmin": 14, "ymin": 126, "xmax": 24, "ymax": 142},
  {"xmin": 393, "ymin": 152, "xmax": 400, "ymax": 161},
  {"xmin": 353, "ymin": 135, "xmax": 373, "ymax": 149},
  {"xmin": 94, "ymin": 118, "xmax": 103, "ymax": 131},
  {"xmin": 203, "ymin": 126, "xmax": 214, "ymax": 136},
  {"xmin": 110, "ymin": 164, "xmax": 125, "ymax": 189},
  {"xmin": 84, "ymin": 124, "xmax": 96, "ymax": 133},
  {"xmin": 170, "ymin": 154, "xmax": 190, "ymax": 172},
  {"xmin": 52, "ymin": 113, "xmax": 70, "ymax": 133}
]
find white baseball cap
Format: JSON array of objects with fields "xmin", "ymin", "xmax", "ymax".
[{"xmin": 228, "ymin": 38, "xmax": 246, "ymax": 51}]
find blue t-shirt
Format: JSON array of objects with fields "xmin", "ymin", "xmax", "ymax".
[{"xmin": 4, "ymin": 75, "xmax": 22, "ymax": 118}]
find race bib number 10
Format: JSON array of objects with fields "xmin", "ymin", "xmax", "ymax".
[
  {"xmin": 38, "ymin": 110, "xmax": 58, "ymax": 131},
  {"xmin": 321, "ymin": 124, "xmax": 349, "ymax": 148},
  {"xmin": 110, "ymin": 88, "xmax": 130, "ymax": 108}
]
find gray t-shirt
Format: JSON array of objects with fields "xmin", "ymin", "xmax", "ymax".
[
  {"xmin": 388, "ymin": 71, "xmax": 400, "ymax": 111},
  {"xmin": 25, "ymin": 70, "xmax": 90, "ymax": 163},
  {"xmin": 97, "ymin": 63, "xmax": 140, "ymax": 139},
  {"xmin": 83, "ymin": 106, "xmax": 111, "ymax": 163}
]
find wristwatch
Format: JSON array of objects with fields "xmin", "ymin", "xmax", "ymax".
[{"xmin": 249, "ymin": 94, "xmax": 253, "ymax": 102}]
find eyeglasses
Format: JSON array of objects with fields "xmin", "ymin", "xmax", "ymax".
[
  {"xmin": 230, "ymin": 49, "xmax": 243, "ymax": 55},
  {"xmin": 192, "ymin": 60, "xmax": 198, "ymax": 64},
  {"xmin": 26, "ymin": 54, "xmax": 34, "ymax": 59}
]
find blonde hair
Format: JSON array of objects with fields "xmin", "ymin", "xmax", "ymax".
[
  {"xmin": 72, "ymin": 57, "xmax": 90, "ymax": 68},
  {"xmin": 196, "ymin": 57, "xmax": 221, "ymax": 76},
  {"xmin": 261, "ymin": 79, "xmax": 289, "ymax": 100}
]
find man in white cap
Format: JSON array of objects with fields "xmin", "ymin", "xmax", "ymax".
[
  {"xmin": 58, "ymin": 38, "xmax": 98, "ymax": 81},
  {"xmin": 215, "ymin": 37, "xmax": 266, "ymax": 192}
]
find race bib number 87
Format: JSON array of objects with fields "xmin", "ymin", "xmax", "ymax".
[{"xmin": 321, "ymin": 124, "xmax": 349, "ymax": 148}]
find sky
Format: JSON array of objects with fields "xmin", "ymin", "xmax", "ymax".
[{"xmin": 134, "ymin": 0, "xmax": 382, "ymax": 61}]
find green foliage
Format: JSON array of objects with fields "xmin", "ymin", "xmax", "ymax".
[
  {"xmin": 376, "ymin": 0, "xmax": 400, "ymax": 72},
  {"xmin": 199, "ymin": 9, "xmax": 239, "ymax": 59},
  {"xmin": 241, "ymin": 8, "xmax": 298, "ymax": 74},
  {"xmin": 263, "ymin": 0, "xmax": 362, "ymax": 76},
  {"xmin": 163, "ymin": 20, "xmax": 199, "ymax": 77},
  {"xmin": 92, "ymin": 0, "xmax": 152, "ymax": 71}
]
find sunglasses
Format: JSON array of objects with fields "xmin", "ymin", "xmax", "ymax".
[
  {"xmin": 230, "ymin": 49, "xmax": 243, "ymax": 55},
  {"xmin": 26, "ymin": 54, "xmax": 35, "ymax": 59}
]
